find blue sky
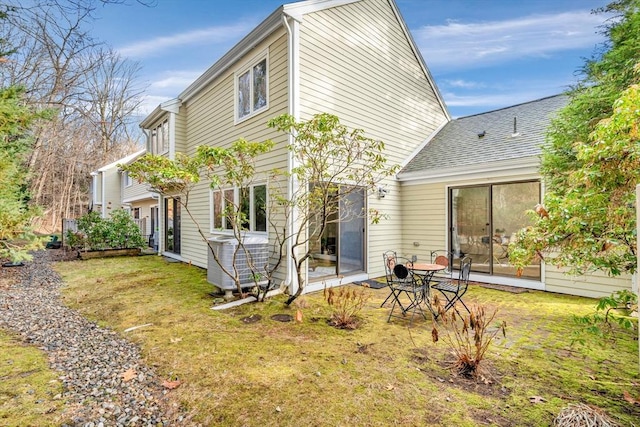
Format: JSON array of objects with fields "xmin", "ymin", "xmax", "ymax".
[{"xmin": 90, "ymin": 0, "xmax": 610, "ymax": 118}]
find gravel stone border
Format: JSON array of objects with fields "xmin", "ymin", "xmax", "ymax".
[{"xmin": 0, "ymin": 251, "xmax": 190, "ymax": 426}]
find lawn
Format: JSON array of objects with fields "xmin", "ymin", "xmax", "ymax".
[{"xmin": 54, "ymin": 256, "xmax": 639, "ymax": 426}]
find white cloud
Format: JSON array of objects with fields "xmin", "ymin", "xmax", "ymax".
[
  {"xmin": 136, "ymin": 94, "xmax": 172, "ymax": 116},
  {"xmin": 117, "ymin": 23, "xmax": 253, "ymax": 58},
  {"xmin": 443, "ymin": 79, "xmax": 486, "ymax": 89},
  {"xmin": 149, "ymin": 71, "xmax": 204, "ymax": 90},
  {"xmin": 415, "ymin": 10, "xmax": 606, "ymax": 70}
]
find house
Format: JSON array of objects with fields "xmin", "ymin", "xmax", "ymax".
[
  {"xmin": 397, "ymin": 95, "xmax": 633, "ymax": 299},
  {"xmin": 104, "ymin": 0, "xmax": 632, "ymax": 299},
  {"xmin": 89, "ymin": 149, "xmax": 157, "ymax": 245},
  {"xmin": 137, "ymin": 0, "xmax": 449, "ymax": 294}
]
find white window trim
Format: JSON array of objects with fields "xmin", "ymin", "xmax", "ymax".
[
  {"xmin": 150, "ymin": 119, "xmax": 170, "ymax": 156},
  {"xmin": 210, "ymin": 183, "xmax": 268, "ymax": 234},
  {"xmin": 234, "ymin": 49, "xmax": 269, "ymax": 124}
]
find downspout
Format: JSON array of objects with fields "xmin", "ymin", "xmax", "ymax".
[
  {"xmin": 282, "ymin": 13, "xmax": 300, "ymax": 295},
  {"xmin": 101, "ymin": 171, "xmax": 107, "ymax": 219}
]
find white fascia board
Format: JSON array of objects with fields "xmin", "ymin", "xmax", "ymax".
[
  {"xmin": 160, "ymin": 98, "xmax": 181, "ymax": 114},
  {"xmin": 180, "ymin": 8, "xmax": 284, "ymax": 103},
  {"xmin": 122, "ymin": 192, "xmax": 156, "ymax": 204},
  {"xmin": 97, "ymin": 149, "xmax": 146, "ymax": 172},
  {"xmin": 139, "ymin": 104, "xmax": 164, "ymax": 129},
  {"xmin": 398, "ymin": 157, "xmax": 541, "ymax": 185},
  {"xmin": 283, "ymin": 0, "xmax": 361, "ymax": 21}
]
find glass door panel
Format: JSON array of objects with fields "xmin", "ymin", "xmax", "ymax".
[
  {"xmin": 492, "ymin": 182, "xmax": 540, "ymax": 279},
  {"xmin": 338, "ymin": 188, "xmax": 365, "ymax": 274},
  {"xmin": 450, "ymin": 186, "xmax": 490, "ymax": 273}
]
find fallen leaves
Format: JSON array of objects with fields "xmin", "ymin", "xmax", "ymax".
[
  {"xmin": 623, "ymin": 390, "xmax": 640, "ymax": 406},
  {"xmin": 162, "ymin": 379, "xmax": 182, "ymax": 390},
  {"xmin": 121, "ymin": 368, "xmax": 136, "ymax": 382},
  {"xmin": 529, "ymin": 395, "xmax": 546, "ymax": 404}
]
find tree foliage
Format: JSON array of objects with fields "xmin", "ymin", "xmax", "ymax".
[
  {"xmin": 0, "ymin": 1, "xmax": 145, "ymax": 231},
  {"xmin": 122, "ymin": 139, "xmax": 274, "ymax": 297},
  {"xmin": 0, "ymin": 85, "xmax": 51, "ymax": 262},
  {"xmin": 268, "ymin": 113, "xmax": 399, "ymax": 305},
  {"xmin": 510, "ymin": 0, "xmax": 640, "ymax": 276},
  {"xmin": 123, "ymin": 113, "xmax": 397, "ymax": 305}
]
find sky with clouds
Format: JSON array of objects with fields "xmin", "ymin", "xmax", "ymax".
[{"xmin": 90, "ymin": 0, "xmax": 610, "ymax": 119}]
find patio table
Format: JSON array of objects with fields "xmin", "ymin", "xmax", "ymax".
[{"xmin": 407, "ymin": 263, "xmax": 446, "ymax": 317}]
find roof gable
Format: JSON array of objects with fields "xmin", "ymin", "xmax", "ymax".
[{"xmin": 398, "ymin": 94, "xmax": 569, "ymax": 179}]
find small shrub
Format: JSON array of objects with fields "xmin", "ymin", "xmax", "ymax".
[
  {"xmin": 431, "ymin": 299, "xmax": 506, "ymax": 378},
  {"xmin": 324, "ymin": 286, "xmax": 370, "ymax": 330},
  {"xmin": 72, "ymin": 209, "xmax": 145, "ymax": 251}
]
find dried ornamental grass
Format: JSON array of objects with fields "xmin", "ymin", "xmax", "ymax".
[
  {"xmin": 324, "ymin": 285, "xmax": 370, "ymax": 329},
  {"xmin": 431, "ymin": 298, "xmax": 506, "ymax": 378},
  {"xmin": 553, "ymin": 403, "xmax": 619, "ymax": 427}
]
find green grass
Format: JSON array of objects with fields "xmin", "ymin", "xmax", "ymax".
[
  {"xmin": 53, "ymin": 256, "xmax": 639, "ymax": 426},
  {"xmin": 0, "ymin": 331, "xmax": 66, "ymax": 426}
]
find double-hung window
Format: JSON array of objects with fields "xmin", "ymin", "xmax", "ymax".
[
  {"xmin": 235, "ymin": 52, "xmax": 268, "ymax": 122},
  {"xmin": 150, "ymin": 119, "xmax": 169, "ymax": 155},
  {"xmin": 212, "ymin": 184, "xmax": 267, "ymax": 233}
]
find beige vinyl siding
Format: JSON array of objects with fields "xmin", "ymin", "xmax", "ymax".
[
  {"xmin": 545, "ymin": 269, "xmax": 631, "ymax": 299},
  {"xmin": 102, "ymin": 167, "xmax": 123, "ymax": 216},
  {"xmin": 398, "ymin": 181, "xmax": 447, "ymax": 265},
  {"xmin": 171, "ymin": 30, "xmax": 290, "ymax": 269},
  {"xmin": 299, "ymin": 0, "xmax": 447, "ymax": 279},
  {"xmin": 175, "ymin": 112, "xmax": 187, "ymax": 155},
  {"xmin": 122, "ymin": 179, "xmax": 150, "ymax": 201}
]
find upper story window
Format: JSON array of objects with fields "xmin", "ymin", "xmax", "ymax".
[
  {"xmin": 211, "ymin": 184, "xmax": 267, "ymax": 233},
  {"xmin": 235, "ymin": 53, "xmax": 268, "ymax": 122},
  {"xmin": 150, "ymin": 119, "xmax": 169, "ymax": 155},
  {"xmin": 124, "ymin": 171, "xmax": 133, "ymax": 188}
]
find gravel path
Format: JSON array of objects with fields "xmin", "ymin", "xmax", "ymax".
[{"xmin": 0, "ymin": 251, "xmax": 187, "ymax": 426}]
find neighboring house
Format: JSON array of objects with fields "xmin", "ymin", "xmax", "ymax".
[
  {"xmin": 89, "ymin": 149, "xmax": 156, "ymax": 245},
  {"xmin": 397, "ymin": 95, "xmax": 632, "ymax": 299},
  {"xmin": 137, "ymin": 0, "xmax": 449, "ymax": 294}
]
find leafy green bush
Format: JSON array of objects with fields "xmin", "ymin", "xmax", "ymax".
[
  {"xmin": 572, "ymin": 290, "xmax": 638, "ymax": 345},
  {"xmin": 69, "ymin": 209, "xmax": 145, "ymax": 250}
]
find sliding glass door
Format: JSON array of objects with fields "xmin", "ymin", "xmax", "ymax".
[
  {"xmin": 308, "ymin": 186, "xmax": 365, "ymax": 279},
  {"xmin": 449, "ymin": 181, "xmax": 540, "ymax": 279}
]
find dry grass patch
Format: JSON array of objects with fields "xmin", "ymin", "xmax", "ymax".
[{"xmin": 54, "ymin": 257, "xmax": 640, "ymax": 426}]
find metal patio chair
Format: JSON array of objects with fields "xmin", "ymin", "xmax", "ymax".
[
  {"xmin": 431, "ymin": 256, "xmax": 472, "ymax": 317},
  {"xmin": 382, "ymin": 251, "xmax": 424, "ymax": 322}
]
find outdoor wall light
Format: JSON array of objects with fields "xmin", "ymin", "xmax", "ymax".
[{"xmin": 377, "ymin": 186, "xmax": 388, "ymax": 199}]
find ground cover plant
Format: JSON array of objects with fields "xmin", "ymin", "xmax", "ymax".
[
  {"xmin": 0, "ymin": 331, "xmax": 65, "ymax": 426},
  {"xmin": 51, "ymin": 256, "xmax": 639, "ymax": 426}
]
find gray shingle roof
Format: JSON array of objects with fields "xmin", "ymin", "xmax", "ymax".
[{"xmin": 399, "ymin": 94, "xmax": 569, "ymax": 177}]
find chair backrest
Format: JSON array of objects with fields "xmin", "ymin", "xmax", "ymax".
[
  {"xmin": 456, "ymin": 256, "xmax": 472, "ymax": 290},
  {"xmin": 382, "ymin": 251, "xmax": 397, "ymax": 284},
  {"xmin": 430, "ymin": 250, "xmax": 454, "ymax": 278}
]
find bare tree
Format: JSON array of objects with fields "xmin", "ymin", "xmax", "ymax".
[{"xmin": 0, "ymin": 1, "xmax": 146, "ymax": 231}]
